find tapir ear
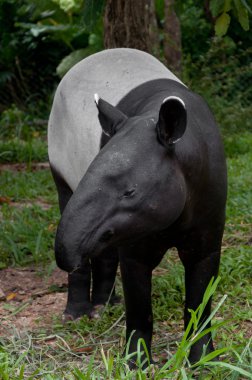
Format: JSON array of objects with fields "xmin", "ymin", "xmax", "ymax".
[
  {"xmin": 94, "ymin": 94, "xmax": 127, "ymax": 137},
  {"xmin": 156, "ymin": 96, "xmax": 187, "ymax": 147}
]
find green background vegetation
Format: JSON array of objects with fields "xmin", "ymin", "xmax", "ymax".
[{"xmin": 0, "ymin": 0, "xmax": 251, "ymax": 378}]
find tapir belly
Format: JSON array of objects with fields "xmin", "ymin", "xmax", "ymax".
[{"xmin": 48, "ymin": 48, "xmax": 184, "ymax": 191}]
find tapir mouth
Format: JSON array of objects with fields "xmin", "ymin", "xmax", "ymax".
[
  {"xmin": 55, "ymin": 225, "xmax": 117, "ymax": 273},
  {"xmin": 79, "ymin": 228, "xmax": 116, "ymax": 258}
]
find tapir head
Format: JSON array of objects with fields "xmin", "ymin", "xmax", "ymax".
[{"xmin": 55, "ymin": 94, "xmax": 187, "ymax": 272}]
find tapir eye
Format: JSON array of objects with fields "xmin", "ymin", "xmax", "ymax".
[{"xmin": 123, "ymin": 188, "xmax": 136, "ymax": 198}]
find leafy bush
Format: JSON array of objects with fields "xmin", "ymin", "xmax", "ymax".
[
  {"xmin": 0, "ymin": 0, "xmax": 103, "ymax": 112},
  {"xmin": 182, "ymin": 35, "xmax": 252, "ymax": 143}
]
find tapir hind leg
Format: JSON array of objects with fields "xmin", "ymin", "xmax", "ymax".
[{"xmin": 178, "ymin": 227, "xmax": 223, "ymax": 363}]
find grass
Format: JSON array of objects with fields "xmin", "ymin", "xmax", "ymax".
[
  {"xmin": 0, "ymin": 138, "xmax": 48, "ymax": 164},
  {"xmin": 0, "ymin": 106, "xmax": 251, "ymax": 378},
  {"xmin": 0, "ymin": 170, "xmax": 58, "ymax": 267},
  {"xmin": 0, "ymin": 285, "xmax": 251, "ymax": 379},
  {"xmin": 0, "ymin": 169, "xmax": 57, "ymax": 203}
]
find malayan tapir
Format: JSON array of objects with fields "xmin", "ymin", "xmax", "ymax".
[{"xmin": 48, "ymin": 48, "xmax": 227, "ymax": 365}]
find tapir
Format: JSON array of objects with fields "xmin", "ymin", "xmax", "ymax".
[{"xmin": 48, "ymin": 48, "xmax": 227, "ymax": 365}]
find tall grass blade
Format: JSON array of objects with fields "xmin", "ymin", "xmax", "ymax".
[{"xmin": 204, "ymin": 361, "xmax": 252, "ymax": 379}]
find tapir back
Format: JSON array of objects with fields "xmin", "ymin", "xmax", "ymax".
[{"xmin": 48, "ymin": 48, "xmax": 184, "ymax": 191}]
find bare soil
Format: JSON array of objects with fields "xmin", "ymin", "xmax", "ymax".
[
  {"xmin": 0, "ymin": 162, "xmax": 50, "ymax": 172},
  {"xmin": 0, "ymin": 266, "xmax": 67, "ymax": 336},
  {"xmin": 0, "ymin": 162, "xmax": 67, "ymax": 337}
]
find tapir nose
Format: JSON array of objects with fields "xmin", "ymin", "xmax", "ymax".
[
  {"xmin": 54, "ymin": 234, "xmax": 82, "ymax": 273},
  {"xmin": 55, "ymin": 250, "xmax": 82, "ymax": 273}
]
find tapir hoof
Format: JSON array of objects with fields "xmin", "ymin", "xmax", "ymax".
[
  {"xmin": 62, "ymin": 295, "xmax": 121, "ymax": 322},
  {"xmin": 62, "ymin": 312, "xmax": 80, "ymax": 323},
  {"xmin": 110, "ymin": 294, "xmax": 121, "ymax": 305},
  {"xmin": 89, "ymin": 304, "xmax": 104, "ymax": 319},
  {"xmin": 127, "ymin": 355, "xmax": 155, "ymax": 371},
  {"xmin": 188, "ymin": 341, "xmax": 215, "ymax": 365},
  {"xmin": 90, "ymin": 295, "xmax": 121, "ymax": 319},
  {"xmin": 90, "ymin": 294, "xmax": 121, "ymax": 318},
  {"xmin": 62, "ymin": 302, "xmax": 93, "ymax": 322},
  {"xmin": 62, "ymin": 305, "xmax": 104, "ymax": 322},
  {"xmin": 62, "ymin": 304, "xmax": 107, "ymax": 322}
]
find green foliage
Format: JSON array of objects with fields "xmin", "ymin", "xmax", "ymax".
[
  {"xmin": 82, "ymin": 0, "xmax": 105, "ymax": 31},
  {"xmin": 0, "ymin": 104, "xmax": 48, "ymax": 163},
  {"xmin": 215, "ymin": 12, "xmax": 231, "ymax": 36},
  {"xmin": 180, "ymin": 5, "xmax": 212, "ymax": 61},
  {"xmin": 56, "ymin": 26, "xmax": 103, "ymax": 78},
  {"xmin": 0, "ymin": 0, "xmax": 103, "ymax": 111},
  {"xmin": 183, "ymin": 36, "xmax": 252, "ymax": 138},
  {"xmin": 210, "ymin": 0, "xmax": 251, "ymax": 36},
  {"xmin": 56, "ymin": 48, "xmax": 93, "ymax": 77},
  {"xmin": 0, "ymin": 1, "xmax": 63, "ymax": 110},
  {"xmin": 52, "ymin": 0, "xmax": 83, "ymax": 13}
]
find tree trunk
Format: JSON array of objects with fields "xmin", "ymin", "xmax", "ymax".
[
  {"xmin": 163, "ymin": 0, "xmax": 182, "ymax": 74},
  {"xmin": 103, "ymin": 0, "xmax": 159, "ymax": 56}
]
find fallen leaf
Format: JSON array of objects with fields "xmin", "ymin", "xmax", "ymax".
[
  {"xmin": 48, "ymin": 224, "xmax": 56, "ymax": 232},
  {"xmin": 0, "ymin": 196, "xmax": 11, "ymax": 205},
  {"xmin": 73, "ymin": 346, "xmax": 94, "ymax": 353},
  {"xmin": 6, "ymin": 292, "xmax": 17, "ymax": 301}
]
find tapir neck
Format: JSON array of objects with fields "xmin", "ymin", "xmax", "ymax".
[{"xmin": 117, "ymin": 79, "xmax": 186, "ymax": 118}]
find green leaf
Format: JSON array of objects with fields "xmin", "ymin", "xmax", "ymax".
[
  {"xmin": 215, "ymin": 12, "xmax": 231, "ymax": 36},
  {"xmin": 234, "ymin": 0, "xmax": 250, "ymax": 30},
  {"xmin": 155, "ymin": 0, "xmax": 165, "ymax": 21},
  {"xmin": 240, "ymin": 0, "xmax": 252, "ymax": 14},
  {"xmin": 210, "ymin": 0, "xmax": 225, "ymax": 17},
  {"xmin": 83, "ymin": 0, "xmax": 105, "ymax": 31},
  {"xmin": 224, "ymin": 0, "xmax": 232, "ymax": 13},
  {"xmin": 192, "ymin": 346, "xmax": 233, "ymax": 367},
  {"xmin": 56, "ymin": 47, "xmax": 97, "ymax": 77}
]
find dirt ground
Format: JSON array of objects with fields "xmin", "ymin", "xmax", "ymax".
[
  {"xmin": 0, "ymin": 266, "xmax": 68, "ymax": 336},
  {"xmin": 0, "ymin": 162, "xmax": 69, "ymax": 337}
]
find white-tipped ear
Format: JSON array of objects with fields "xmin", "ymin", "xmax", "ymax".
[
  {"xmin": 156, "ymin": 96, "xmax": 187, "ymax": 147},
  {"xmin": 162, "ymin": 95, "xmax": 185, "ymax": 109},
  {"xmin": 94, "ymin": 93, "xmax": 100, "ymax": 105}
]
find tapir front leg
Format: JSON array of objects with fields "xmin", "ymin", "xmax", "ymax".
[
  {"xmin": 179, "ymin": 234, "xmax": 222, "ymax": 363},
  {"xmin": 51, "ymin": 168, "xmax": 93, "ymax": 319},
  {"xmin": 120, "ymin": 253, "xmax": 153, "ymax": 367},
  {"xmin": 91, "ymin": 247, "xmax": 119, "ymax": 306},
  {"xmin": 64, "ymin": 261, "xmax": 92, "ymax": 320}
]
